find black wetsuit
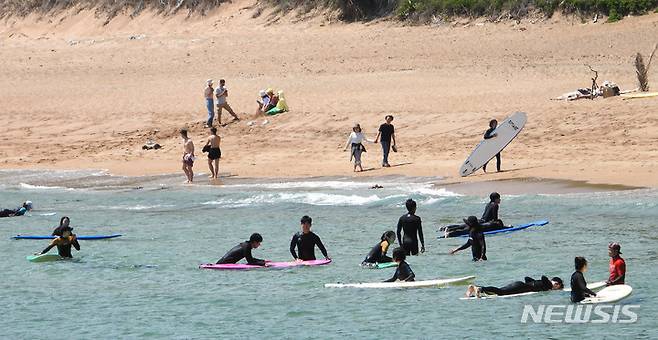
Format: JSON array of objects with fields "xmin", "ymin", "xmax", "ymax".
[
  {"xmin": 570, "ymin": 271, "xmax": 596, "ymax": 303},
  {"xmin": 290, "ymin": 231, "xmax": 328, "ymax": 261},
  {"xmin": 217, "ymin": 241, "xmax": 265, "ymax": 266},
  {"xmin": 480, "ymin": 202, "xmax": 503, "ymax": 227},
  {"xmin": 363, "ymin": 241, "xmax": 392, "ymax": 264},
  {"xmin": 41, "ymin": 237, "xmax": 80, "ymax": 258},
  {"xmin": 397, "ymin": 213, "xmax": 424, "ymax": 255},
  {"xmin": 483, "ymin": 127, "xmax": 501, "ymax": 172},
  {"xmin": 384, "ymin": 261, "xmax": 415, "ymax": 282},
  {"xmin": 481, "ymin": 276, "xmax": 553, "ymax": 296},
  {"xmin": 456, "ymin": 228, "xmax": 487, "ymax": 261}
]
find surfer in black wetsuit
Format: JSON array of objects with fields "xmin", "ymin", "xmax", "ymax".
[
  {"xmin": 38, "ymin": 227, "xmax": 80, "ymax": 258},
  {"xmin": 384, "ymin": 247, "xmax": 415, "ymax": 282},
  {"xmin": 480, "ymin": 192, "xmax": 503, "ymax": 227},
  {"xmin": 216, "ymin": 233, "xmax": 267, "ymax": 266},
  {"xmin": 397, "ymin": 199, "xmax": 424, "ymax": 256},
  {"xmin": 52, "ymin": 216, "xmax": 71, "ymax": 236},
  {"xmin": 0, "ymin": 201, "xmax": 32, "ymax": 217},
  {"xmin": 363, "ymin": 231, "xmax": 396, "ymax": 264},
  {"xmin": 450, "ymin": 216, "xmax": 487, "ymax": 261},
  {"xmin": 290, "ymin": 215, "xmax": 330, "ymax": 261},
  {"xmin": 482, "ymin": 119, "xmax": 501, "ymax": 173},
  {"xmin": 571, "ymin": 256, "xmax": 597, "ymax": 303},
  {"xmin": 465, "ymin": 276, "xmax": 563, "ymax": 298}
]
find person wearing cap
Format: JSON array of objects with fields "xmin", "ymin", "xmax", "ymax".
[
  {"xmin": 465, "ymin": 275, "xmax": 564, "ymax": 298},
  {"xmin": 483, "ymin": 119, "xmax": 501, "ymax": 173},
  {"xmin": 214, "ymin": 79, "xmax": 240, "ymax": 125},
  {"xmin": 255, "ymin": 89, "xmax": 271, "ymax": 115},
  {"xmin": 397, "ymin": 199, "xmax": 425, "ymax": 256},
  {"xmin": 450, "ymin": 216, "xmax": 487, "ymax": 261},
  {"xmin": 343, "ymin": 123, "xmax": 374, "ymax": 172},
  {"xmin": 480, "ymin": 192, "xmax": 503, "ymax": 227},
  {"xmin": 204, "ymin": 79, "xmax": 215, "ymax": 127},
  {"xmin": 37, "ymin": 225, "xmax": 80, "ymax": 258},
  {"xmin": 0, "ymin": 201, "xmax": 33, "ymax": 217},
  {"xmin": 607, "ymin": 242, "xmax": 626, "ymax": 286},
  {"xmin": 216, "ymin": 233, "xmax": 268, "ymax": 266},
  {"xmin": 374, "ymin": 115, "xmax": 396, "ymax": 167}
]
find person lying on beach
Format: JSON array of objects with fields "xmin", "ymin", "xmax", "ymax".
[
  {"xmin": 450, "ymin": 216, "xmax": 487, "ymax": 261},
  {"xmin": 362, "ymin": 231, "xmax": 396, "ymax": 265},
  {"xmin": 480, "ymin": 192, "xmax": 503, "ymax": 227},
  {"xmin": 0, "ymin": 201, "xmax": 32, "ymax": 217},
  {"xmin": 38, "ymin": 227, "xmax": 80, "ymax": 258},
  {"xmin": 216, "ymin": 233, "xmax": 267, "ymax": 266},
  {"xmin": 383, "ymin": 247, "xmax": 415, "ymax": 282},
  {"xmin": 465, "ymin": 276, "xmax": 564, "ymax": 298},
  {"xmin": 571, "ymin": 256, "xmax": 597, "ymax": 303},
  {"xmin": 180, "ymin": 129, "xmax": 195, "ymax": 184},
  {"xmin": 290, "ymin": 215, "xmax": 330, "ymax": 261}
]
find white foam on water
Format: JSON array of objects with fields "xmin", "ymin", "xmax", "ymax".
[
  {"xmin": 19, "ymin": 183, "xmax": 75, "ymax": 191},
  {"xmin": 202, "ymin": 192, "xmax": 408, "ymax": 207}
]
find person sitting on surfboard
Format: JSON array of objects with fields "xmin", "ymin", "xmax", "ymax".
[
  {"xmin": 362, "ymin": 231, "xmax": 396, "ymax": 265},
  {"xmin": 397, "ymin": 199, "xmax": 424, "ymax": 256},
  {"xmin": 571, "ymin": 256, "xmax": 597, "ymax": 303},
  {"xmin": 290, "ymin": 216, "xmax": 330, "ymax": 261},
  {"xmin": 480, "ymin": 192, "xmax": 503, "ymax": 227},
  {"xmin": 38, "ymin": 226, "xmax": 80, "ymax": 258},
  {"xmin": 606, "ymin": 242, "xmax": 626, "ymax": 286},
  {"xmin": 0, "ymin": 201, "xmax": 32, "ymax": 218},
  {"xmin": 216, "ymin": 233, "xmax": 267, "ymax": 266},
  {"xmin": 465, "ymin": 276, "xmax": 563, "ymax": 298},
  {"xmin": 482, "ymin": 119, "xmax": 501, "ymax": 173},
  {"xmin": 383, "ymin": 247, "xmax": 415, "ymax": 282},
  {"xmin": 449, "ymin": 216, "xmax": 487, "ymax": 261}
]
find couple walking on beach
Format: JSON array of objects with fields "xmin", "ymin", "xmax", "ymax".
[
  {"xmin": 180, "ymin": 127, "xmax": 223, "ymax": 183},
  {"xmin": 204, "ymin": 79, "xmax": 240, "ymax": 127},
  {"xmin": 344, "ymin": 115, "xmax": 397, "ymax": 172}
]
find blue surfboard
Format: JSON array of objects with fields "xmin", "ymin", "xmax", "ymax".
[
  {"xmin": 13, "ymin": 234, "xmax": 122, "ymax": 240},
  {"xmin": 439, "ymin": 220, "xmax": 548, "ymax": 239}
]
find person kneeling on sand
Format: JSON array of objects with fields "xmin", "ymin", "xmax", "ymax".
[
  {"xmin": 255, "ymin": 88, "xmax": 277, "ymax": 115},
  {"xmin": 204, "ymin": 127, "xmax": 221, "ymax": 179},
  {"xmin": 465, "ymin": 276, "xmax": 563, "ymax": 298},
  {"xmin": 180, "ymin": 129, "xmax": 195, "ymax": 184}
]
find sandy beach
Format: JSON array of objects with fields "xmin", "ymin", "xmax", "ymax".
[{"xmin": 1, "ymin": 2, "xmax": 657, "ymax": 187}]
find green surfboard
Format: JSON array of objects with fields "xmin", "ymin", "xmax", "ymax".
[
  {"xmin": 27, "ymin": 254, "xmax": 64, "ymax": 263},
  {"xmin": 362, "ymin": 262, "xmax": 398, "ymax": 269}
]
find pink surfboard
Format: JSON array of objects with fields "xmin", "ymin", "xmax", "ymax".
[{"xmin": 199, "ymin": 259, "xmax": 331, "ymax": 270}]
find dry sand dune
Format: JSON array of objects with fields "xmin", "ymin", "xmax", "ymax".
[{"xmin": 1, "ymin": 2, "xmax": 657, "ymax": 187}]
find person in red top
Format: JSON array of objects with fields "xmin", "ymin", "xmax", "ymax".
[{"xmin": 607, "ymin": 242, "xmax": 626, "ymax": 286}]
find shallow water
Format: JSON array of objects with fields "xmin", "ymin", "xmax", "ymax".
[{"xmin": 1, "ymin": 171, "xmax": 656, "ymax": 339}]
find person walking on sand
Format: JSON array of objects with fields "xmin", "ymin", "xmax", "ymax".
[
  {"xmin": 204, "ymin": 79, "xmax": 214, "ymax": 127},
  {"xmin": 215, "ymin": 79, "xmax": 240, "ymax": 126},
  {"xmin": 374, "ymin": 115, "xmax": 396, "ymax": 167},
  {"xmin": 204, "ymin": 127, "xmax": 221, "ymax": 179},
  {"xmin": 180, "ymin": 129, "xmax": 195, "ymax": 183},
  {"xmin": 343, "ymin": 123, "xmax": 373, "ymax": 172},
  {"xmin": 483, "ymin": 119, "xmax": 501, "ymax": 173}
]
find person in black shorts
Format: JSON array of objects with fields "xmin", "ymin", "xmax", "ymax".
[
  {"xmin": 374, "ymin": 115, "xmax": 396, "ymax": 167},
  {"xmin": 396, "ymin": 199, "xmax": 424, "ymax": 255},
  {"xmin": 204, "ymin": 127, "xmax": 222, "ymax": 179}
]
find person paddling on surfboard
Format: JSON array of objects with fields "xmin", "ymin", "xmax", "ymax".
[
  {"xmin": 465, "ymin": 276, "xmax": 563, "ymax": 298},
  {"xmin": 290, "ymin": 216, "xmax": 330, "ymax": 262},
  {"xmin": 480, "ymin": 192, "xmax": 503, "ymax": 227},
  {"xmin": 0, "ymin": 200, "xmax": 32, "ymax": 218},
  {"xmin": 216, "ymin": 233, "xmax": 268, "ymax": 266},
  {"xmin": 606, "ymin": 242, "xmax": 626, "ymax": 286},
  {"xmin": 450, "ymin": 216, "xmax": 487, "ymax": 261},
  {"xmin": 383, "ymin": 247, "xmax": 415, "ymax": 282},
  {"xmin": 570, "ymin": 257, "xmax": 597, "ymax": 303},
  {"xmin": 482, "ymin": 119, "xmax": 501, "ymax": 173},
  {"xmin": 362, "ymin": 231, "xmax": 396, "ymax": 265},
  {"xmin": 37, "ymin": 226, "xmax": 80, "ymax": 258},
  {"xmin": 397, "ymin": 199, "xmax": 425, "ymax": 256}
]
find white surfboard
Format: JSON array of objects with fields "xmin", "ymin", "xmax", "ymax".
[
  {"xmin": 459, "ymin": 112, "xmax": 527, "ymax": 177},
  {"xmin": 325, "ymin": 275, "xmax": 475, "ymax": 289},
  {"xmin": 621, "ymin": 91, "xmax": 658, "ymax": 100},
  {"xmin": 580, "ymin": 284, "xmax": 632, "ymax": 304},
  {"xmin": 461, "ymin": 280, "xmax": 607, "ymax": 300}
]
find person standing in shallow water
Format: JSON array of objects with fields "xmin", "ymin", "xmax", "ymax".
[
  {"xmin": 483, "ymin": 119, "xmax": 501, "ymax": 173},
  {"xmin": 397, "ymin": 199, "xmax": 424, "ymax": 256},
  {"xmin": 204, "ymin": 127, "xmax": 221, "ymax": 179},
  {"xmin": 204, "ymin": 79, "xmax": 214, "ymax": 127},
  {"xmin": 374, "ymin": 115, "xmax": 396, "ymax": 167},
  {"xmin": 606, "ymin": 242, "xmax": 626, "ymax": 286},
  {"xmin": 180, "ymin": 129, "xmax": 195, "ymax": 184},
  {"xmin": 290, "ymin": 215, "xmax": 330, "ymax": 261}
]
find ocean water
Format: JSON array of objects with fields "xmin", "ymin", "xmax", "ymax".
[{"xmin": 1, "ymin": 170, "xmax": 656, "ymax": 339}]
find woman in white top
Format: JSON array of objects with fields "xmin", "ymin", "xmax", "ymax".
[{"xmin": 343, "ymin": 123, "xmax": 373, "ymax": 172}]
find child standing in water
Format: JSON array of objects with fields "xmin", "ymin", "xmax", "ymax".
[
  {"xmin": 181, "ymin": 129, "xmax": 195, "ymax": 184},
  {"xmin": 384, "ymin": 247, "xmax": 415, "ymax": 282}
]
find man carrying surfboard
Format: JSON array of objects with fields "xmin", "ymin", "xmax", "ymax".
[
  {"xmin": 606, "ymin": 242, "xmax": 626, "ymax": 286},
  {"xmin": 482, "ymin": 119, "xmax": 501, "ymax": 173},
  {"xmin": 449, "ymin": 216, "xmax": 487, "ymax": 261},
  {"xmin": 290, "ymin": 216, "xmax": 330, "ymax": 261},
  {"xmin": 216, "ymin": 233, "xmax": 267, "ymax": 266}
]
